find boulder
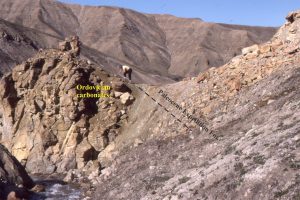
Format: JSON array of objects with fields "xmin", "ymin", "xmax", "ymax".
[
  {"xmin": 114, "ymin": 91, "xmax": 123, "ymax": 98},
  {"xmin": 88, "ymin": 129, "xmax": 108, "ymax": 152},
  {"xmin": 0, "ymin": 144, "xmax": 34, "ymax": 189},
  {"xmin": 98, "ymin": 143, "xmax": 116, "ymax": 168},
  {"xmin": 0, "ymin": 144, "xmax": 35, "ymax": 200},
  {"xmin": 286, "ymin": 11, "xmax": 300, "ymax": 23},
  {"xmin": 120, "ymin": 92, "xmax": 135, "ymax": 106},
  {"xmin": 242, "ymin": 44, "xmax": 260, "ymax": 55}
]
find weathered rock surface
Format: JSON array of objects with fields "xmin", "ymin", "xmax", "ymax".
[
  {"xmin": 0, "ymin": 37, "xmax": 135, "ymax": 177},
  {"xmin": 92, "ymin": 10, "xmax": 300, "ymax": 199}
]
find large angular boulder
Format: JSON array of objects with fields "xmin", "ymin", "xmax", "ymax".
[
  {"xmin": 120, "ymin": 92, "xmax": 135, "ymax": 106},
  {"xmin": 0, "ymin": 144, "xmax": 34, "ymax": 188},
  {"xmin": 0, "ymin": 144, "xmax": 35, "ymax": 200}
]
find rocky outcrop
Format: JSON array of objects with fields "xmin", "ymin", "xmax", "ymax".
[
  {"xmin": 59, "ymin": 36, "xmax": 81, "ymax": 57},
  {"xmin": 188, "ymin": 9, "xmax": 300, "ymax": 118},
  {"xmin": 0, "ymin": 37, "xmax": 135, "ymax": 178}
]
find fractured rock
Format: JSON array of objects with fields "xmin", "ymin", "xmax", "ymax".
[{"xmin": 0, "ymin": 37, "xmax": 135, "ymax": 175}]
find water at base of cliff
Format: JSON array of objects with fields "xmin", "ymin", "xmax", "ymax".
[{"xmin": 29, "ymin": 175, "xmax": 85, "ymax": 200}]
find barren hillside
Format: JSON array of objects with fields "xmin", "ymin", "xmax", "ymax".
[
  {"xmin": 92, "ymin": 10, "xmax": 300, "ymax": 200},
  {"xmin": 0, "ymin": 18, "xmax": 56, "ymax": 76},
  {"xmin": 0, "ymin": 0, "xmax": 277, "ymax": 83},
  {"xmin": 153, "ymin": 15, "xmax": 277, "ymax": 77}
]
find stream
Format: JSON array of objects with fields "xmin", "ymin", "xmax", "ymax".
[{"xmin": 29, "ymin": 176, "xmax": 85, "ymax": 200}]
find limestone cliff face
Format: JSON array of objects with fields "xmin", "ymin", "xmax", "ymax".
[{"xmin": 0, "ymin": 37, "xmax": 135, "ymax": 174}]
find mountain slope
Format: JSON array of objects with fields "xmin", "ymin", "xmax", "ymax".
[
  {"xmin": 0, "ymin": 16, "xmax": 68, "ymax": 77},
  {"xmin": 0, "ymin": 18, "xmax": 52, "ymax": 76},
  {"xmin": 0, "ymin": 0, "xmax": 277, "ymax": 82},
  {"xmin": 153, "ymin": 14, "xmax": 277, "ymax": 76},
  {"xmin": 92, "ymin": 10, "xmax": 300, "ymax": 199},
  {"xmin": 0, "ymin": 17, "xmax": 175, "ymax": 84}
]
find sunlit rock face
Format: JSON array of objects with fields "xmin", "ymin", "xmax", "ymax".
[{"xmin": 0, "ymin": 37, "xmax": 135, "ymax": 175}]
